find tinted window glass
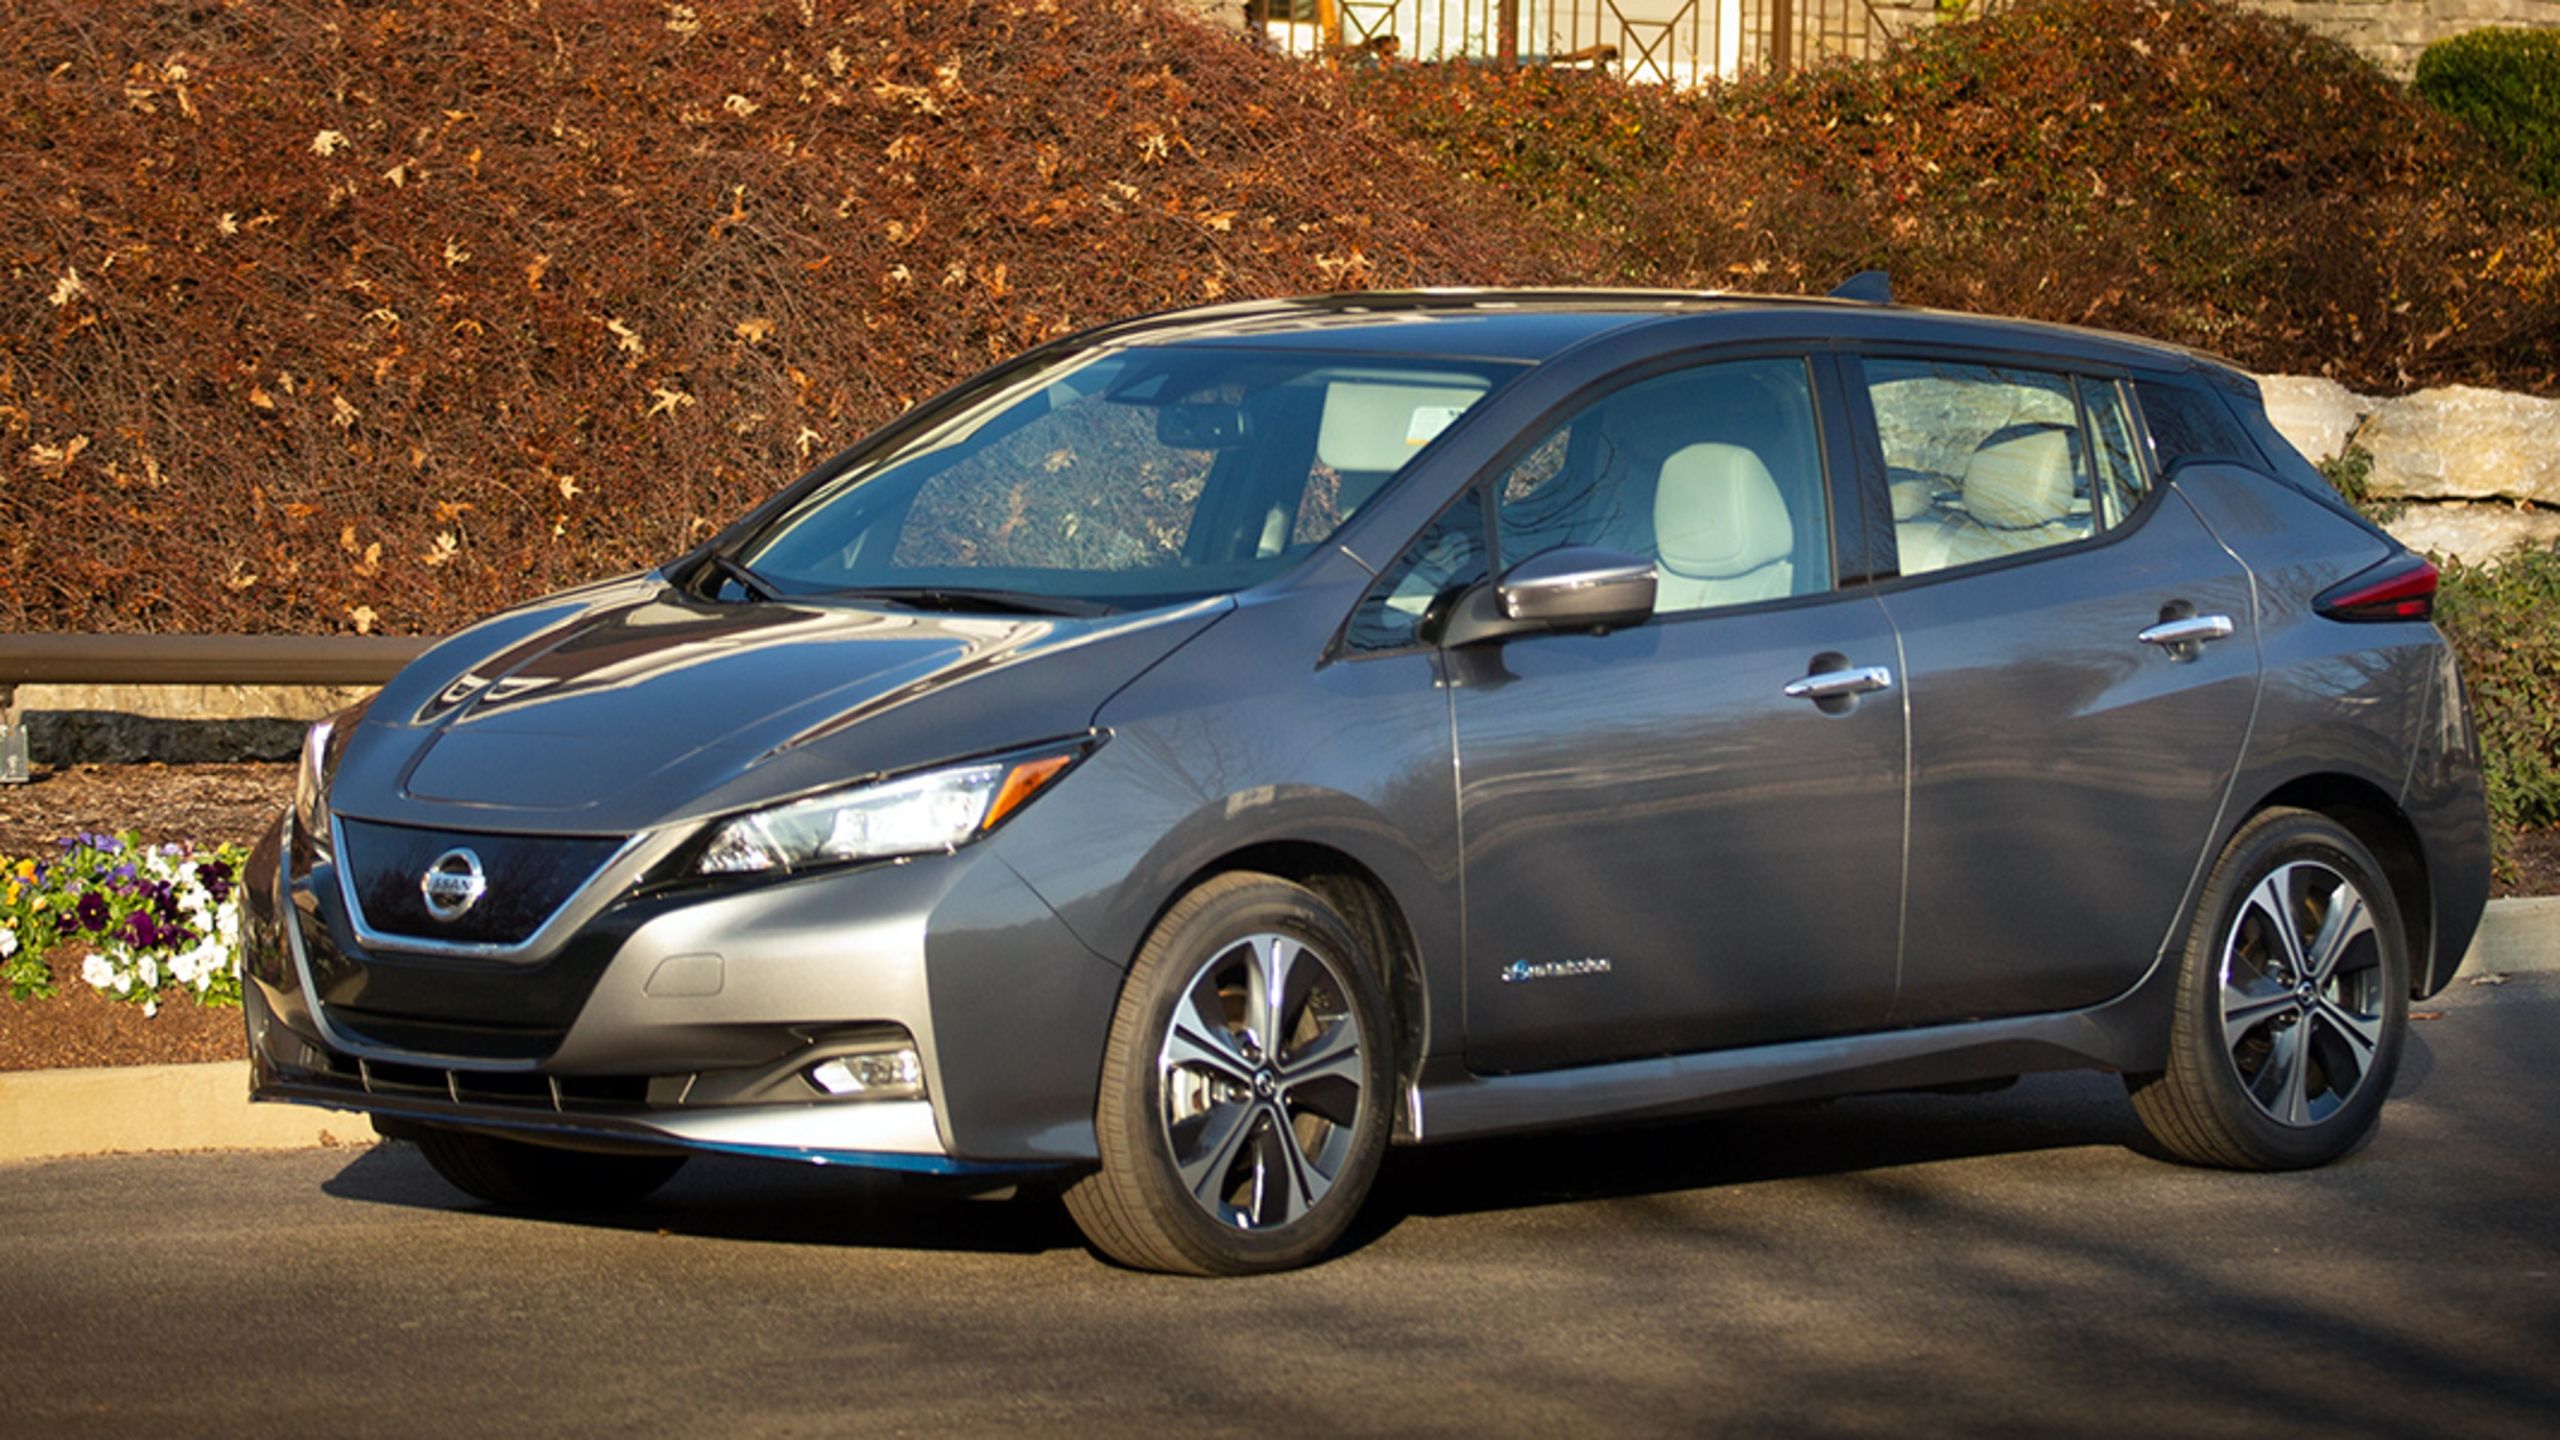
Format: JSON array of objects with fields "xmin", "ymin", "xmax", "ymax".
[
  {"xmin": 1491, "ymin": 358, "xmax": 1831, "ymax": 616},
  {"xmin": 2079, "ymin": 376, "xmax": 2148, "ymax": 528},
  {"xmin": 742, "ymin": 346, "xmax": 1507, "ymax": 608},
  {"xmin": 2134, "ymin": 379, "xmax": 2257, "ymax": 471},
  {"xmin": 1345, "ymin": 487, "xmax": 1491, "ymax": 652},
  {"xmin": 1867, "ymin": 359, "xmax": 2094, "ymax": 578}
]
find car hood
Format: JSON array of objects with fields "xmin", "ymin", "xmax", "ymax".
[{"xmin": 329, "ymin": 576, "xmax": 1229, "ymax": 834}]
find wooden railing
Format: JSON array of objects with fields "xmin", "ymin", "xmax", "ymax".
[{"xmin": 0, "ymin": 634, "xmax": 430, "ymax": 783}]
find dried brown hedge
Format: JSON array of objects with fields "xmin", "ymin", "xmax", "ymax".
[
  {"xmin": 1362, "ymin": 0, "xmax": 2560, "ymax": 396},
  {"xmin": 0, "ymin": 0, "xmax": 1572, "ymax": 636}
]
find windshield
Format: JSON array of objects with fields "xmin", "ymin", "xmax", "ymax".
[{"xmin": 735, "ymin": 345, "xmax": 1515, "ymax": 610}]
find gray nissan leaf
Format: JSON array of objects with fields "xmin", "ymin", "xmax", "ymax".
[{"xmin": 242, "ymin": 288, "xmax": 2491, "ymax": 1274}]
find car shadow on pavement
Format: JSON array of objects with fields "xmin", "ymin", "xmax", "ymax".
[
  {"xmin": 321, "ymin": 1141, "xmax": 1085, "ymax": 1255},
  {"xmin": 1351, "ymin": 1068, "xmax": 2155, "ymax": 1243}
]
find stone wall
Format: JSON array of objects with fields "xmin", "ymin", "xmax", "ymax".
[
  {"xmin": 2257, "ymin": 376, "xmax": 2560, "ymax": 561},
  {"xmin": 2234, "ymin": 0, "xmax": 2560, "ymax": 74}
]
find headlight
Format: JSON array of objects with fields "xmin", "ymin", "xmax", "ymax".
[
  {"xmin": 695, "ymin": 743, "xmax": 1087, "ymax": 876},
  {"xmin": 292, "ymin": 698, "xmax": 372, "ymax": 856}
]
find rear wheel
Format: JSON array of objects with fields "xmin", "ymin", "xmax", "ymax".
[
  {"xmin": 1063, "ymin": 873, "xmax": 1393, "ymax": 1275},
  {"xmin": 2128, "ymin": 808, "xmax": 2409, "ymax": 1170},
  {"xmin": 413, "ymin": 1126, "xmax": 689, "ymax": 1209}
]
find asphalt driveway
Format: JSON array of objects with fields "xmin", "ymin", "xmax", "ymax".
[{"xmin": 5, "ymin": 975, "xmax": 2554, "ymax": 1438}]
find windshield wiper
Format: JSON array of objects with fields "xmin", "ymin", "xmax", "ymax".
[
  {"xmin": 823, "ymin": 585, "xmax": 1117, "ymax": 618},
  {"xmin": 705, "ymin": 553, "xmax": 781, "ymax": 603}
]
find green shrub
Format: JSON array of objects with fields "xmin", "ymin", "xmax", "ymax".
[
  {"xmin": 2415, "ymin": 27, "xmax": 2560, "ymax": 197},
  {"xmin": 2436, "ymin": 547, "xmax": 2560, "ymax": 841}
]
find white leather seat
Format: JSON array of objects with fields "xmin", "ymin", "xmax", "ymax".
[
  {"xmin": 1651, "ymin": 443, "xmax": 1795, "ymax": 613},
  {"xmin": 1899, "ymin": 426, "xmax": 2083, "ymax": 574}
]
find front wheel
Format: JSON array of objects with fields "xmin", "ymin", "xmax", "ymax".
[
  {"xmin": 412, "ymin": 1125, "xmax": 689, "ymax": 1209},
  {"xmin": 2128, "ymin": 808, "xmax": 2410, "ymax": 1170},
  {"xmin": 1063, "ymin": 873, "xmax": 1393, "ymax": 1275}
]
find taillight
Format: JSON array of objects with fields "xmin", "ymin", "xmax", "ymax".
[{"xmin": 2314, "ymin": 554, "xmax": 2438, "ymax": 622}]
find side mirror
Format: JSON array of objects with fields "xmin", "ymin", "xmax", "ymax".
[{"xmin": 1442, "ymin": 546, "xmax": 1656, "ymax": 646}]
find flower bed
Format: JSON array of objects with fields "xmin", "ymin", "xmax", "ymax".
[{"xmin": 3, "ymin": 832, "xmax": 247, "ymax": 1016}]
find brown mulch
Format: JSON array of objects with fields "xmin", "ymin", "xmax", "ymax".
[
  {"xmin": 2495, "ymin": 826, "xmax": 2560, "ymax": 900},
  {"xmin": 0, "ymin": 762, "xmax": 291, "ymax": 858},
  {"xmin": 0, "ymin": 966, "xmax": 246, "ymax": 1070}
]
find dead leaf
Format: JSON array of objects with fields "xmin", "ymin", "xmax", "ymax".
[
  {"xmin": 311, "ymin": 129, "xmax": 348, "ymax": 157},
  {"xmin": 646, "ymin": 387, "xmax": 695, "ymax": 418},
  {"xmin": 26, "ymin": 435, "xmax": 89, "ymax": 469},
  {"xmin": 605, "ymin": 317, "xmax": 644, "ymax": 356},
  {"xmin": 47, "ymin": 269, "xmax": 85, "ymax": 307},
  {"xmin": 734, "ymin": 316, "xmax": 774, "ymax": 344},
  {"xmin": 330, "ymin": 394, "xmax": 360, "ymax": 429},
  {"xmin": 2465, "ymin": 973, "xmax": 2511, "ymax": 987},
  {"xmin": 347, "ymin": 605, "xmax": 378, "ymax": 635},
  {"xmin": 420, "ymin": 532, "xmax": 459, "ymax": 567}
]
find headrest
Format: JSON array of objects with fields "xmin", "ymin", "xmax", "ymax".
[
  {"xmin": 1655, "ymin": 444, "xmax": 1794, "ymax": 578},
  {"xmin": 1963, "ymin": 425, "xmax": 2076, "ymax": 530}
]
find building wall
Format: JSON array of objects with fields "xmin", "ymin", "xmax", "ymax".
[{"xmin": 2237, "ymin": 0, "xmax": 2560, "ymax": 74}]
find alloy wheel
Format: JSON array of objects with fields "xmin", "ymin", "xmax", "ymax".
[
  {"xmin": 1155, "ymin": 931, "xmax": 1367, "ymax": 1232},
  {"xmin": 2217, "ymin": 859, "xmax": 2388, "ymax": 1128}
]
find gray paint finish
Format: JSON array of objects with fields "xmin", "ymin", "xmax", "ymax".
[{"xmin": 234, "ymin": 291, "xmax": 2489, "ymax": 1179}]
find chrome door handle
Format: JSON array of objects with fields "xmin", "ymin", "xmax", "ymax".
[
  {"xmin": 1782, "ymin": 665, "xmax": 1894, "ymax": 701},
  {"xmin": 2137, "ymin": 615, "xmax": 2236, "ymax": 647}
]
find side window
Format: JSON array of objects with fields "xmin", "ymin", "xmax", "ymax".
[
  {"xmin": 1491, "ymin": 358, "xmax": 1832, "ymax": 617},
  {"xmin": 1344, "ymin": 487, "xmax": 1491, "ymax": 652},
  {"xmin": 1867, "ymin": 359, "xmax": 2095, "ymax": 578},
  {"xmin": 2134, "ymin": 379, "xmax": 2258, "ymax": 473},
  {"xmin": 2080, "ymin": 376, "xmax": 2148, "ymax": 527}
]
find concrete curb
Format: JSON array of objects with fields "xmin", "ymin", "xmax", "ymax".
[
  {"xmin": 3, "ymin": 899, "xmax": 2555, "ymax": 1166},
  {"xmin": 0, "ymin": 1062, "xmax": 363, "ymax": 1164}
]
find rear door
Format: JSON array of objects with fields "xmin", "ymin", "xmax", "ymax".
[{"xmin": 1855, "ymin": 355, "xmax": 2261, "ymax": 1024}]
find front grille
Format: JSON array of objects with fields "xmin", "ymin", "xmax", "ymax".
[
  {"xmin": 318, "ymin": 1052, "xmax": 655, "ymax": 1109},
  {"xmin": 338, "ymin": 818, "xmax": 624, "ymax": 947},
  {"xmin": 321, "ymin": 1003, "xmax": 567, "ymax": 1063}
]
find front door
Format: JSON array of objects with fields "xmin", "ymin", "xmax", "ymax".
[{"xmin": 1450, "ymin": 357, "xmax": 1909, "ymax": 1074}]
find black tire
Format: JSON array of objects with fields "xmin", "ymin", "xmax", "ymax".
[
  {"xmin": 1063, "ymin": 873, "xmax": 1394, "ymax": 1276},
  {"xmin": 2128, "ymin": 807, "xmax": 2410, "ymax": 1170},
  {"xmin": 413, "ymin": 1126, "xmax": 689, "ymax": 1209}
]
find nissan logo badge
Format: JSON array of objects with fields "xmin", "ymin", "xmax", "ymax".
[{"xmin": 420, "ymin": 847, "xmax": 488, "ymax": 923}]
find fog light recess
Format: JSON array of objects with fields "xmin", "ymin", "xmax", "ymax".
[{"xmin": 807, "ymin": 1046, "xmax": 925, "ymax": 1100}]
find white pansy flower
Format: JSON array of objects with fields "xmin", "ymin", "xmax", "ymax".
[
  {"xmin": 82, "ymin": 952, "xmax": 115, "ymax": 989},
  {"xmin": 0, "ymin": 925, "xmax": 17, "ymax": 959}
]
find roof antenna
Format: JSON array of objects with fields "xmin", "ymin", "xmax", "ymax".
[{"xmin": 1829, "ymin": 270, "xmax": 1892, "ymax": 304}]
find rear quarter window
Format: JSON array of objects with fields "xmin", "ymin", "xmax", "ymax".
[{"xmin": 2133, "ymin": 379, "xmax": 2259, "ymax": 471}]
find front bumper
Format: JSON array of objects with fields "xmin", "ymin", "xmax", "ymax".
[{"xmin": 240, "ymin": 811, "xmax": 1125, "ymax": 1174}]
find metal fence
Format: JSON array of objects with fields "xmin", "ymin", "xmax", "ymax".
[{"xmin": 1241, "ymin": 0, "xmax": 1907, "ymax": 83}]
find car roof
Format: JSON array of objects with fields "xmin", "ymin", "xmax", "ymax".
[{"xmin": 1090, "ymin": 288, "xmax": 2243, "ymax": 380}]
